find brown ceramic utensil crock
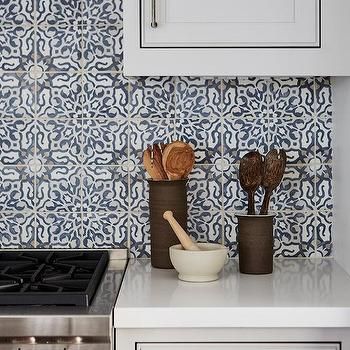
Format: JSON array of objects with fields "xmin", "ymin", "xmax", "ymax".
[
  {"xmin": 236, "ymin": 214, "xmax": 275, "ymax": 274},
  {"xmin": 239, "ymin": 151, "xmax": 264, "ymax": 215},
  {"xmin": 148, "ymin": 179, "xmax": 187, "ymax": 269}
]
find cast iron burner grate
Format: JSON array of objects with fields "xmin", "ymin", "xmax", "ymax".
[{"xmin": 0, "ymin": 251, "xmax": 109, "ymax": 306}]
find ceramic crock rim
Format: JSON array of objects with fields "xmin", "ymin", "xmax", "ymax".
[
  {"xmin": 147, "ymin": 178, "xmax": 188, "ymax": 183},
  {"xmin": 235, "ymin": 213, "xmax": 276, "ymax": 218}
]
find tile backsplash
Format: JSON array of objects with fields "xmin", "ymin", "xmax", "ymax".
[{"xmin": 0, "ymin": 1, "xmax": 332, "ymax": 258}]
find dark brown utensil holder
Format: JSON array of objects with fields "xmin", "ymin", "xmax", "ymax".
[
  {"xmin": 148, "ymin": 179, "xmax": 187, "ymax": 269},
  {"xmin": 236, "ymin": 214, "xmax": 275, "ymax": 275}
]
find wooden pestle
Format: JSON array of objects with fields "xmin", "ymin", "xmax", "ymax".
[{"xmin": 163, "ymin": 211, "xmax": 201, "ymax": 251}]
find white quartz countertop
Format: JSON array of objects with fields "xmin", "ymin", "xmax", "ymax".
[{"xmin": 114, "ymin": 258, "xmax": 350, "ymax": 328}]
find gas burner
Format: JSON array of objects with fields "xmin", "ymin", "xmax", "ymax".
[{"xmin": 0, "ymin": 251, "xmax": 109, "ymax": 306}]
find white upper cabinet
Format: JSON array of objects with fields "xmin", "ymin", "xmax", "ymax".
[{"xmin": 124, "ymin": 0, "xmax": 350, "ymax": 76}]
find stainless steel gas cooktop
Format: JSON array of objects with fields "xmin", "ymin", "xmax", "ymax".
[
  {"xmin": 0, "ymin": 249, "xmax": 128, "ymax": 349},
  {"xmin": 0, "ymin": 250, "xmax": 109, "ymax": 306}
]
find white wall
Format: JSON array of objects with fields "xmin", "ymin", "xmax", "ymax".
[{"xmin": 332, "ymin": 77, "xmax": 350, "ymax": 274}]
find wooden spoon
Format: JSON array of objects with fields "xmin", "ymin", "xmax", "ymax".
[
  {"xmin": 143, "ymin": 144, "xmax": 168, "ymax": 180},
  {"xmin": 260, "ymin": 149, "xmax": 287, "ymax": 215},
  {"xmin": 163, "ymin": 211, "xmax": 201, "ymax": 251},
  {"xmin": 152, "ymin": 143, "xmax": 168, "ymax": 179},
  {"xmin": 239, "ymin": 151, "xmax": 264, "ymax": 215},
  {"xmin": 162, "ymin": 141, "xmax": 195, "ymax": 180}
]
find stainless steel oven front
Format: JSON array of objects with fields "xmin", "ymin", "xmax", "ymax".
[{"xmin": 0, "ymin": 337, "xmax": 110, "ymax": 350}]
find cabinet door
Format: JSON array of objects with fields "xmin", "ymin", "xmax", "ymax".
[
  {"xmin": 137, "ymin": 344, "xmax": 340, "ymax": 350},
  {"xmin": 141, "ymin": 0, "xmax": 320, "ymax": 48}
]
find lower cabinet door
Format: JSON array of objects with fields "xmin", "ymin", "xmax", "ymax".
[{"xmin": 137, "ymin": 344, "xmax": 340, "ymax": 350}]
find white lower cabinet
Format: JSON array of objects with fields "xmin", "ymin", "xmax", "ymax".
[
  {"xmin": 116, "ymin": 328, "xmax": 349, "ymax": 350},
  {"xmin": 137, "ymin": 344, "xmax": 339, "ymax": 350}
]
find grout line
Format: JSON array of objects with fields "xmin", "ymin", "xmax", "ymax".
[
  {"xmin": 312, "ymin": 77, "xmax": 319, "ymax": 256},
  {"xmin": 79, "ymin": 23, "xmax": 85, "ymax": 248},
  {"xmin": 267, "ymin": 77, "xmax": 273, "ymax": 212},
  {"xmin": 33, "ymin": 0, "xmax": 38, "ymax": 248},
  {"xmin": 173, "ymin": 76, "xmax": 179, "ymax": 141},
  {"xmin": 220, "ymin": 78, "xmax": 225, "ymax": 245},
  {"xmin": 126, "ymin": 76, "xmax": 132, "ymax": 254},
  {"xmin": 0, "ymin": 161, "xmax": 334, "ymax": 168}
]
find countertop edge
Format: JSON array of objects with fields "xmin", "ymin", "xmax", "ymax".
[{"xmin": 114, "ymin": 306, "xmax": 350, "ymax": 329}]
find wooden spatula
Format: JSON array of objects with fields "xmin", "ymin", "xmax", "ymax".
[
  {"xmin": 162, "ymin": 141, "xmax": 195, "ymax": 180},
  {"xmin": 260, "ymin": 149, "xmax": 287, "ymax": 215},
  {"xmin": 143, "ymin": 144, "xmax": 168, "ymax": 180},
  {"xmin": 239, "ymin": 151, "xmax": 264, "ymax": 215}
]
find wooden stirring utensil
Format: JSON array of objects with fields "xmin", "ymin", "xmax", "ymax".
[
  {"xmin": 143, "ymin": 144, "xmax": 168, "ymax": 180},
  {"xmin": 163, "ymin": 211, "xmax": 201, "ymax": 251},
  {"xmin": 239, "ymin": 151, "xmax": 264, "ymax": 215},
  {"xmin": 162, "ymin": 141, "xmax": 195, "ymax": 180},
  {"xmin": 260, "ymin": 149, "xmax": 287, "ymax": 215}
]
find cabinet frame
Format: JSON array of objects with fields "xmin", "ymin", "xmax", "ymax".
[
  {"xmin": 139, "ymin": 0, "xmax": 322, "ymax": 49},
  {"xmin": 136, "ymin": 342, "xmax": 341, "ymax": 350}
]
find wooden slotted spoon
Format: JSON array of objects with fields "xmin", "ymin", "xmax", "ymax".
[
  {"xmin": 259, "ymin": 149, "xmax": 287, "ymax": 215},
  {"xmin": 239, "ymin": 151, "xmax": 264, "ymax": 215},
  {"xmin": 162, "ymin": 141, "xmax": 195, "ymax": 180}
]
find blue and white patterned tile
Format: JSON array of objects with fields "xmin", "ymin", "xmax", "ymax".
[
  {"xmin": 174, "ymin": 118, "xmax": 222, "ymax": 164},
  {"xmin": 0, "ymin": 26, "xmax": 35, "ymax": 71},
  {"xmin": 0, "ymin": 119, "xmax": 35, "ymax": 165},
  {"xmin": 82, "ymin": 212, "xmax": 128, "ymax": 248},
  {"xmin": 82, "ymin": 166, "xmax": 128, "ymax": 212},
  {"xmin": 223, "ymin": 77, "xmax": 270, "ymax": 118},
  {"xmin": 129, "ymin": 76, "xmax": 176, "ymax": 119},
  {"xmin": 315, "ymin": 77, "xmax": 332, "ymax": 119},
  {"xmin": 0, "ymin": 0, "xmax": 34, "ymax": 26},
  {"xmin": 188, "ymin": 211, "xmax": 222, "ymax": 244},
  {"xmin": 37, "ymin": 26, "xmax": 83, "ymax": 71},
  {"xmin": 272, "ymin": 166, "xmax": 315, "ymax": 212},
  {"xmin": 36, "ymin": 212, "xmax": 81, "ymax": 248},
  {"xmin": 223, "ymin": 213, "xmax": 238, "ymax": 258},
  {"xmin": 188, "ymin": 165, "xmax": 222, "ymax": 212},
  {"xmin": 223, "ymin": 165, "xmax": 264, "ymax": 213},
  {"xmin": 270, "ymin": 77, "xmax": 315, "ymax": 119},
  {"xmin": 129, "ymin": 211, "xmax": 151, "ymax": 258},
  {"xmin": 129, "ymin": 118, "xmax": 175, "ymax": 165},
  {"xmin": 129, "ymin": 166, "xmax": 148, "ymax": 212},
  {"xmin": 82, "ymin": 0, "xmax": 122, "ymax": 25},
  {"xmin": 82, "ymin": 119, "xmax": 128, "ymax": 165},
  {"xmin": 37, "ymin": 119, "xmax": 82, "ymax": 165},
  {"xmin": 223, "ymin": 117, "xmax": 269, "ymax": 164},
  {"xmin": 37, "ymin": 72, "xmax": 83, "ymax": 118},
  {"xmin": 0, "ymin": 212, "xmax": 35, "ymax": 248},
  {"xmin": 83, "ymin": 73, "xmax": 128, "ymax": 118},
  {"xmin": 316, "ymin": 117, "xmax": 332, "ymax": 163},
  {"xmin": 314, "ymin": 211, "xmax": 332, "ymax": 257},
  {"xmin": 0, "ymin": 73, "xmax": 35, "ymax": 118},
  {"xmin": 83, "ymin": 24, "xmax": 123, "ymax": 72},
  {"xmin": 0, "ymin": 166, "xmax": 35, "ymax": 211},
  {"xmin": 36, "ymin": 0, "xmax": 83, "ymax": 26},
  {"xmin": 315, "ymin": 164, "xmax": 333, "ymax": 211},
  {"xmin": 36, "ymin": 166, "xmax": 82, "ymax": 211},
  {"xmin": 274, "ymin": 211, "xmax": 316, "ymax": 257},
  {"xmin": 175, "ymin": 76, "xmax": 221, "ymax": 119},
  {"xmin": 269, "ymin": 117, "xmax": 315, "ymax": 165}
]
